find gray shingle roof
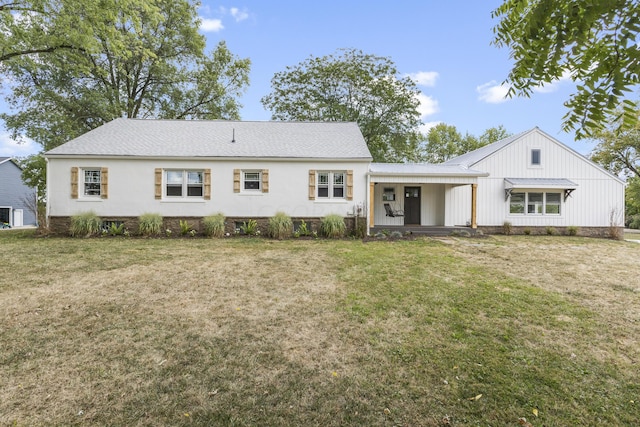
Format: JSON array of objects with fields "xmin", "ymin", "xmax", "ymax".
[
  {"xmin": 369, "ymin": 163, "xmax": 488, "ymax": 176},
  {"xmin": 45, "ymin": 118, "xmax": 372, "ymax": 160}
]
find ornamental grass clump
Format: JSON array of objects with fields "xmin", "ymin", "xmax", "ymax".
[
  {"xmin": 268, "ymin": 212, "xmax": 293, "ymax": 240},
  {"xmin": 138, "ymin": 213, "xmax": 163, "ymax": 237},
  {"xmin": 203, "ymin": 213, "xmax": 225, "ymax": 238},
  {"xmin": 70, "ymin": 211, "xmax": 102, "ymax": 237},
  {"xmin": 320, "ymin": 214, "xmax": 345, "ymax": 239}
]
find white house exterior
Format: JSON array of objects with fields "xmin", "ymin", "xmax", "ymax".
[
  {"xmin": 45, "ymin": 120, "xmax": 624, "ymax": 236},
  {"xmin": 442, "ymin": 127, "xmax": 625, "ymax": 232},
  {"xmin": 45, "ymin": 119, "xmax": 372, "ymax": 233}
]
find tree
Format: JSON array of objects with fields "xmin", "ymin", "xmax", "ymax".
[
  {"xmin": 419, "ymin": 124, "xmax": 510, "ymax": 163},
  {"xmin": 1, "ymin": 0, "xmax": 250, "ymax": 198},
  {"xmin": 2, "ymin": 0, "xmax": 250, "ymax": 151},
  {"xmin": 261, "ymin": 48, "xmax": 423, "ymax": 162},
  {"xmin": 590, "ymin": 124, "xmax": 640, "ymax": 227},
  {"xmin": 492, "ymin": 0, "xmax": 640, "ymax": 139}
]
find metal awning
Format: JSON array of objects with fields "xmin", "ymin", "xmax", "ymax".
[{"xmin": 504, "ymin": 178, "xmax": 578, "ymax": 201}]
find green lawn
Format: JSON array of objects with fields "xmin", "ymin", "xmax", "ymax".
[{"xmin": 1, "ymin": 230, "xmax": 638, "ymax": 426}]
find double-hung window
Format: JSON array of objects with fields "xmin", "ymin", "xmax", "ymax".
[
  {"xmin": 317, "ymin": 171, "xmax": 345, "ymax": 199},
  {"xmin": 243, "ymin": 171, "xmax": 261, "ymax": 191},
  {"xmin": 83, "ymin": 170, "xmax": 101, "ymax": 196},
  {"xmin": 165, "ymin": 170, "xmax": 204, "ymax": 198}
]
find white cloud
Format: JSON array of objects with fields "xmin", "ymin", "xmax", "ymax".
[
  {"xmin": 408, "ymin": 71, "xmax": 439, "ymax": 87},
  {"xmin": 199, "ymin": 17, "xmax": 224, "ymax": 32},
  {"xmin": 416, "ymin": 93, "xmax": 439, "ymax": 118},
  {"xmin": 476, "ymin": 80, "xmax": 511, "ymax": 104},
  {"xmin": 230, "ymin": 7, "xmax": 249, "ymax": 22},
  {"xmin": 0, "ymin": 132, "xmax": 39, "ymax": 157}
]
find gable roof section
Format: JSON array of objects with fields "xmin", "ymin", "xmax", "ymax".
[
  {"xmin": 445, "ymin": 127, "xmax": 625, "ymax": 184},
  {"xmin": 45, "ymin": 118, "xmax": 373, "ymax": 160},
  {"xmin": 0, "ymin": 157, "xmax": 11, "ymax": 165},
  {"xmin": 369, "ymin": 162, "xmax": 488, "ymax": 177},
  {"xmin": 444, "ymin": 128, "xmax": 533, "ymax": 168}
]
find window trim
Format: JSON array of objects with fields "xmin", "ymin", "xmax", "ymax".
[
  {"xmin": 316, "ymin": 170, "xmax": 346, "ymax": 200},
  {"xmin": 242, "ymin": 170, "xmax": 262, "ymax": 192},
  {"xmin": 530, "ymin": 148, "xmax": 542, "ymax": 167},
  {"xmin": 509, "ymin": 191, "xmax": 562, "ymax": 216},
  {"xmin": 163, "ymin": 169, "xmax": 205, "ymax": 199}
]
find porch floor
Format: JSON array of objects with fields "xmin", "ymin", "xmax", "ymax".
[{"xmin": 369, "ymin": 225, "xmax": 476, "ymax": 236}]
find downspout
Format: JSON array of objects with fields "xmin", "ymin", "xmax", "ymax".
[{"xmin": 45, "ymin": 156, "xmax": 50, "ymax": 229}]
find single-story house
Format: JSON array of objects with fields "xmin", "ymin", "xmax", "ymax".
[
  {"xmin": 44, "ymin": 119, "xmax": 625, "ymax": 236},
  {"xmin": 0, "ymin": 157, "xmax": 37, "ymax": 227}
]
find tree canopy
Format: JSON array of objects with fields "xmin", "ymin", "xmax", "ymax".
[
  {"xmin": 261, "ymin": 48, "xmax": 423, "ymax": 163},
  {"xmin": 419, "ymin": 124, "xmax": 510, "ymax": 163},
  {"xmin": 1, "ymin": 0, "xmax": 251, "ymax": 151},
  {"xmin": 492, "ymin": 0, "xmax": 640, "ymax": 139}
]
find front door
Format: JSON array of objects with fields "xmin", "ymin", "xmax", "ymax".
[{"xmin": 404, "ymin": 187, "xmax": 421, "ymax": 225}]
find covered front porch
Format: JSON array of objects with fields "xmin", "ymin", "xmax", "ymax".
[{"xmin": 366, "ymin": 163, "xmax": 489, "ymax": 233}]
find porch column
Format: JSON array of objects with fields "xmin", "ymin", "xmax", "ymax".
[
  {"xmin": 471, "ymin": 183, "xmax": 477, "ymax": 229},
  {"xmin": 369, "ymin": 182, "xmax": 375, "ymax": 227}
]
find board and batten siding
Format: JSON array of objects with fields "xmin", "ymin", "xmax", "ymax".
[
  {"xmin": 47, "ymin": 158, "xmax": 369, "ymax": 219},
  {"xmin": 459, "ymin": 130, "xmax": 625, "ymax": 227},
  {"xmin": 372, "ymin": 183, "xmax": 445, "ymax": 226}
]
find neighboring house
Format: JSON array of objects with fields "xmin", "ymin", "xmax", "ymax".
[
  {"xmin": 45, "ymin": 120, "xmax": 625, "ymax": 236},
  {"xmin": 45, "ymin": 119, "xmax": 372, "ymax": 233},
  {"xmin": 0, "ymin": 157, "xmax": 37, "ymax": 227}
]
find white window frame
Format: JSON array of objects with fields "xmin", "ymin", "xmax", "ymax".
[
  {"xmin": 242, "ymin": 170, "xmax": 262, "ymax": 192},
  {"xmin": 509, "ymin": 191, "xmax": 562, "ymax": 216},
  {"xmin": 530, "ymin": 148, "xmax": 542, "ymax": 167},
  {"xmin": 317, "ymin": 171, "xmax": 346, "ymax": 199},
  {"xmin": 164, "ymin": 170, "xmax": 204, "ymax": 198},
  {"xmin": 83, "ymin": 169, "xmax": 102, "ymax": 197}
]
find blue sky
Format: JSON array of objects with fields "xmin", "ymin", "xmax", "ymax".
[{"xmin": 0, "ymin": 0, "xmax": 597, "ymax": 157}]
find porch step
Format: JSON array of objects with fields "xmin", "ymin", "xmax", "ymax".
[{"xmin": 369, "ymin": 226, "xmax": 475, "ymax": 236}]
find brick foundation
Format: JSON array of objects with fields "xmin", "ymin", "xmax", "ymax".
[{"xmin": 477, "ymin": 225, "xmax": 624, "ymax": 239}]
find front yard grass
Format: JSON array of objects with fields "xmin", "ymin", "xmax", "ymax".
[{"xmin": 1, "ymin": 231, "xmax": 638, "ymax": 426}]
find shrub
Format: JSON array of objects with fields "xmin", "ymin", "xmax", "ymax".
[
  {"xmin": 566, "ymin": 225, "xmax": 579, "ymax": 236},
  {"xmin": 390, "ymin": 231, "xmax": 403, "ymax": 239},
  {"xmin": 502, "ymin": 221, "xmax": 513, "ymax": 235},
  {"xmin": 629, "ymin": 214, "xmax": 640, "ymax": 229},
  {"xmin": 70, "ymin": 211, "xmax": 102, "ymax": 237},
  {"xmin": 293, "ymin": 220, "xmax": 311, "ymax": 238},
  {"xmin": 203, "ymin": 213, "xmax": 225, "ymax": 238},
  {"xmin": 546, "ymin": 226, "xmax": 559, "ymax": 236},
  {"xmin": 320, "ymin": 214, "xmax": 346, "ymax": 238},
  {"xmin": 523, "ymin": 227, "xmax": 532, "ymax": 235},
  {"xmin": 179, "ymin": 220, "xmax": 192, "ymax": 236},
  {"xmin": 138, "ymin": 213, "xmax": 163, "ymax": 237},
  {"xmin": 240, "ymin": 219, "xmax": 259, "ymax": 236},
  {"xmin": 108, "ymin": 222, "xmax": 125, "ymax": 236},
  {"xmin": 268, "ymin": 212, "xmax": 292, "ymax": 240}
]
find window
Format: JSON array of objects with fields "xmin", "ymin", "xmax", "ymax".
[
  {"xmin": 382, "ymin": 187, "xmax": 396, "ymax": 201},
  {"xmin": 545, "ymin": 193, "xmax": 561, "ymax": 214},
  {"xmin": 317, "ymin": 171, "xmax": 345, "ymax": 199},
  {"xmin": 165, "ymin": 170, "xmax": 203, "ymax": 198},
  {"xmin": 243, "ymin": 171, "xmax": 261, "ymax": 191},
  {"xmin": 509, "ymin": 192, "xmax": 525, "ymax": 214},
  {"xmin": 527, "ymin": 192, "xmax": 543, "ymax": 214},
  {"xmin": 531, "ymin": 149, "xmax": 541, "ymax": 165},
  {"xmin": 83, "ymin": 169, "xmax": 101, "ymax": 196},
  {"xmin": 510, "ymin": 191, "xmax": 561, "ymax": 215}
]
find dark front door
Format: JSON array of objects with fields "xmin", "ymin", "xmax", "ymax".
[{"xmin": 404, "ymin": 187, "xmax": 421, "ymax": 225}]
